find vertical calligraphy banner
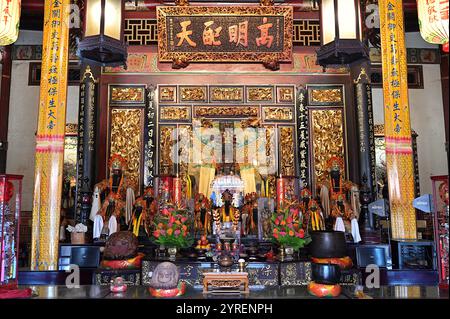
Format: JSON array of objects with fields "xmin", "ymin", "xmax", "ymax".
[
  {"xmin": 297, "ymin": 86, "xmax": 310, "ymax": 188},
  {"xmin": 31, "ymin": 0, "xmax": 70, "ymax": 270},
  {"xmin": 379, "ymin": 0, "xmax": 417, "ymax": 239}
]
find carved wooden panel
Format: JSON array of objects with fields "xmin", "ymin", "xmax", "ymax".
[
  {"xmin": 159, "ymin": 86, "xmax": 177, "ymax": 103},
  {"xmin": 110, "ymin": 85, "xmax": 146, "ymax": 105},
  {"xmin": 179, "ymin": 86, "xmax": 208, "ymax": 102},
  {"xmin": 209, "ymin": 86, "xmax": 244, "ymax": 103},
  {"xmin": 124, "ymin": 19, "xmax": 320, "ymax": 47},
  {"xmin": 246, "ymin": 86, "xmax": 274, "ymax": 103},
  {"xmin": 159, "ymin": 125, "xmax": 176, "ymax": 175},
  {"xmin": 263, "ymin": 106, "xmax": 294, "ymax": 122},
  {"xmin": 310, "ymin": 108, "xmax": 345, "ymax": 185},
  {"xmin": 110, "ymin": 109, "xmax": 144, "ymax": 191},
  {"xmin": 279, "ymin": 126, "xmax": 296, "ymax": 177},
  {"xmin": 308, "ymin": 86, "xmax": 343, "ymax": 106},
  {"xmin": 159, "ymin": 106, "xmax": 191, "ymax": 122}
]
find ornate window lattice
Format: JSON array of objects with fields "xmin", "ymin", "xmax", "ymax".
[
  {"xmin": 124, "ymin": 19, "xmax": 158, "ymax": 45},
  {"xmin": 124, "ymin": 19, "xmax": 320, "ymax": 46},
  {"xmin": 293, "ymin": 20, "xmax": 321, "ymax": 46}
]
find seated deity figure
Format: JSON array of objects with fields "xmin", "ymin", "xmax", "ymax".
[
  {"xmin": 92, "ymin": 154, "xmax": 134, "ymax": 241},
  {"xmin": 319, "ymin": 156, "xmax": 360, "ymax": 221},
  {"xmin": 129, "ymin": 187, "xmax": 157, "ymax": 239},
  {"xmin": 213, "ymin": 189, "xmax": 240, "ymax": 234},
  {"xmin": 194, "ymin": 193, "xmax": 212, "ymax": 236}
]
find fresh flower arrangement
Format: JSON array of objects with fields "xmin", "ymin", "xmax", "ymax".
[
  {"xmin": 152, "ymin": 205, "xmax": 194, "ymax": 248},
  {"xmin": 271, "ymin": 207, "xmax": 311, "ymax": 251}
]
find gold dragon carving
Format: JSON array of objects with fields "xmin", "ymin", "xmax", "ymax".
[{"xmin": 210, "ymin": 87, "xmax": 243, "ymax": 101}]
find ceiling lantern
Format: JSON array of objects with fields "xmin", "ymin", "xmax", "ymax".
[
  {"xmin": 0, "ymin": 0, "xmax": 21, "ymax": 46},
  {"xmin": 417, "ymin": 0, "xmax": 449, "ymax": 52},
  {"xmin": 78, "ymin": 0, "xmax": 127, "ymax": 66},
  {"xmin": 317, "ymin": 0, "xmax": 369, "ymax": 66}
]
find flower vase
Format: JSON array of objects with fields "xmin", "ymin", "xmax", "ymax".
[
  {"xmin": 278, "ymin": 246, "xmax": 286, "ymax": 262},
  {"xmin": 284, "ymin": 246, "xmax": 294, "ymax": 261},
  {"xmin": 168, "ymin": 247, "xmax": 177, "ymax": 261}
]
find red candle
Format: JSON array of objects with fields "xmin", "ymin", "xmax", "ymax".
[
  {"xmin": 277, "ymin": 175, "xmax": 285, "ymax": 210},
  {"xmin": 173, "ymin": 176, "xmax": 182, "ymax": 205}
]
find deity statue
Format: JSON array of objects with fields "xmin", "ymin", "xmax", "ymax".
[
  {"xmin": 92, "ymin": 154, "xmax": 134, "ymax": 241},
  {"xmin": 308, "ymin": 199, "xmax": 325, "ymax": 231},
  {"xmin": 331, "ymin": 194, "xmax": 355, "ymax": 232},
  {"xmin": 129, "ymin": 187, "xmax": 157, "ymax": 239},
  {"xmin": 319, "ymin": 156, "xmax": 360, "ymax": 222},
  {"xmin": 213, "ymin": 189, "xmax": 240, "ymax": 234},
  {"xmin": 194, "ymin": 193, "xmax": 212, "ymax": 236},
  {"xmin": 241, "ymin": 193, "xmax": 259, "ymax": 236},
  {"xmin": 103, "ymin": 231, "xmax": 139, "ymax": 261}
]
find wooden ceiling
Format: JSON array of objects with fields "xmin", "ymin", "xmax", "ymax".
[{"xmin": 20, "ymin": 0, "xmax": 420, "ymax": 32}]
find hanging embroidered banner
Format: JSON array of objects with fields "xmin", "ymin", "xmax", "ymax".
[{"xmin": 157, "ymin": 6, "xmax": 293, "ymax": 70}]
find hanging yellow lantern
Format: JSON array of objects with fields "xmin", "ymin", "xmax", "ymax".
[
  {"xmin": 0, "ymin": 0, "xmax": 21, "ymax": 46},
  {"xmin": 417, "ymin": 0, "xmax": 449, "ymax": 52}
]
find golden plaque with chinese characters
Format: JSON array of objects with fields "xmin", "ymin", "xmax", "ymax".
[{"xmin": 157, "ymin": 6, "xmax": 293, "ymax": 70}]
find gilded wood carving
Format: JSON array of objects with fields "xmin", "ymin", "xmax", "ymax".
[
  {"xmin": 311, "ymin": 109, "xmax": 345, "ymax": 185},
  {"xmin": 111, "ymin": 86, "xmax": 146, "ymax": 103},
  {"xmin": 110, "ymin": 109, "xmax": 143, "ymax": 191},
  {"xmin": 157, "ymin": 6, "xmax": 293, "ymax": 70},
  {"xmin": 279, "ymin": 126, "xmax": 295, "ymax": 176},
  {"xmin": 194, "ymin": 106, "xmax": 259, "ymax": 118},
  {"xmin": 160, "ymin": 106, "xmax": 191, "ymax": 121}
]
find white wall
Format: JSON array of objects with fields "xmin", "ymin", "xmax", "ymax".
[
  {"xmin": 372, "ymin": 32, "xmax": 448, "ymax": 195},
  {"xmin": 6, "ymin": 30, "xmax": 79, "ymax": 211}
]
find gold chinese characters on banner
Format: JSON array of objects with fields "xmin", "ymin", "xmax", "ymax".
[{"xmin": 31, "ymin": 0, "xmax": 70, "ymax": 270}]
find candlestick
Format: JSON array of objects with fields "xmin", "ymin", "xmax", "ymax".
[
  {"xmin": 277, "ymin": 176, "xmax": 285, "ymax": 210},
  {"xmin": 173, "ymin": 176, "xmax": 182, "ymax": 206}
]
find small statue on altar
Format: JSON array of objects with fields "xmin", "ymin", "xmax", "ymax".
[
  {"xmin": 129, "ymin": 187, "xmax": 157, "ymax": 239},
  {"xmin": 195, "ymin": 235, "xmax": 211, "ymax": 250},
  {"xmin": 92, "ymin": 154, "xmax": 134, "ymax": 241},
  {"xmin": 194, "ymin": 193, "xmax": 212, "ymax": 236},
  {"xmin": 213, "ymin": 189, "xmax": 240, "ymax": 234},
  {"xmin": 149, "ymin": 262, "xmax": 186, "ymax": 297},
  {"xmin": 308, "ymin": 199, "xmax": 325, "ymax": 231},
  {"xmin": 100, "ymin": 231, "xmax": 144, "ymax": 269},
  {"xmin": 241, "ymin": 193, "xmax": 259, "ymax": 237}
]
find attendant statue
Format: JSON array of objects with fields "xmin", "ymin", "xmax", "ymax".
[
  {"xmin": 129, "ymin": 187, "xmax": 157, "ymax": 239},
  {"xmin": 93, "ymin": 154, "xmax": 134, "ymax": 241},
  {"xmin": 308, "ymin": 199, "xmax": 325, "ymax": 231},
  {"xmin": 194, "ymin": 193, "xmax": 212, "ymax": 236}
]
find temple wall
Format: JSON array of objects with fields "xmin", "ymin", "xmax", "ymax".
[
  {"xmin": 5, "ymin": 30, "xmax": 79, "ymax": 211},
  {"xmin": 372, "ymin": 32, "xmax": 448, "ymax": 195}
]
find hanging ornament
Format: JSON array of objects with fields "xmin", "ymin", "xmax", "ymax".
[
  {"xmin": 417, "ymin": 0, "xmax": 449, "ymax": 51},
  {"xmin": 0, "ymin": 0, "xmax": 21, "ymax": 46}
]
